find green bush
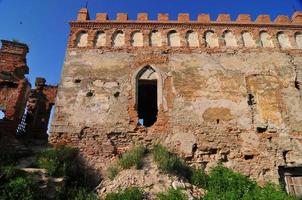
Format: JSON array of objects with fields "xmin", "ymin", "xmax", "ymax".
[
  {"xmin": 189, "ymin": 168, "xmax": 208, "ymax": 188},
  {"xmin": 0, "ymin": 175, "xmax": 39, "ymax": 200},
  {"xmin": 203, "ymin": 165, "xmax": 298, "ymax": 200},
  {"xmin": 34, "ymin": 145, "xmax": 77, "ymax": 177},
  {"xmin": 152, "ymin": 144, "xmax": 191, "ymax": 179},
  {"xmin": 106, "ymin": 164, "xmax": 120, "ymax": 180},
  {"xmin": 119, "ymin": 145, "xmax": 146, "ymax": 169},
  {"xmin": 203, "ymin": 164, "xmax": 256, "ymax": 200},
  {"xmin": 157, "ymin": 188, "xmax": 188, "ymax": 200},
  {"xmin": 104, "ymin": 187, "xmax": 144, "ymax": 200},
  {"xmin": 242, "ymin": 183, "xmax": 297, "ymax": 200}
]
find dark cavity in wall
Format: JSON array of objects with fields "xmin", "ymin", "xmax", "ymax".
[
  {"xmin": 137, "ymin": 80, "xmax": 158, "ymax": 127},
  {"xmin": 74, "ymin": 79, "xmax": 81, "ymax": 83},
  {"xmin": 256, "ymin": 126, "xmax": 267, "ymax": 133},
  {"xmin": 295, "ymin": 80, "xmax": 300, "ymax": 90},
  {"xmin": 86, "ymin": 90, "xmax": 94, "ymax": 97},
  {"xmin": 247, "ymin": 94, "xmax": 255, "ymax": 106},
  {"xmin": 114, "ymin": 91, "xmax": 120, "ymax": 98},
  {"xmin": 244, "ymin": 155, "xmax": 254, "ymax": 160}
]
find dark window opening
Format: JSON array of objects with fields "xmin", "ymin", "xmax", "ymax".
[{"xmin": 137, "ymin": 80, "xmax": 158, "ymax": 127}]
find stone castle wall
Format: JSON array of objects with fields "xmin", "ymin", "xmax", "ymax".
[{"xmin": 49, "ymin": 8, "xmax": 302, "ymax": 185}]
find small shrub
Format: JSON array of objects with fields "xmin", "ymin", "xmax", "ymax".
[
  {"xmin": 34, "ymin": 145, "xmax": 77, "ymax": 177},
  {"xmin": 204, "ymin": 164, "xmax": 256, "ymax": 200},
  {"xmin": 152, "ymin": 144, "xmax": 191, "ymax": 179},
  {"xmin": 105, "ymin": 187, "xmax": 144, "ymax": 200},
  {"xmin": 242, "ymin": 183, "xmax": 297, "ymax": 200},
  {"xmin": 119, "ymin": 145, "xmax": 146, "ymax": 169},
  {"xmin": 0, "ymin": 176, "xmax": 39, "ymax": 200},
  {"xmin": 107, "ymin": 164, "xmax": 120, "ymax": 180},
  {"xmin": 157, "ymin": 188, "xmax": 188, "ymax": 200},
  {"xmin": 189, "ymin": 168, "xmax": 208, "ymax": 188}
]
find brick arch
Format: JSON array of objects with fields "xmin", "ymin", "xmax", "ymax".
[
  {"xmin": 223, "ymin": 30, "xmax": 237, "ymax": 47},
  {"xmin": 112, "ymin": 30, "xmax": 125, "ymax": 47},
  {"xmin": 259, "ymin": 30, "xmax": 274, "ymax": 48},
  {"xmin": 186, "ymin": 30, "xmax": 199, "ymax": 47},
  {"xmin": 149, "ymin": 30, "xmax": 161, "ymax": 47},
  {"xmin": 75, "ymin": 30, "xmax": 88, "ymax": 47},
  {"xmin": 241, "ymin": 31, "xmax": 256, "ymax": 47},
  {"xmin": 131, "ymin": 31, "xmax": 143, "ymax": 47},
  {"xmin": 277, "ymin": 31, "xmax": 292, "ymax": 49},
  {"xmin": 167, "ymin": 30, "xmax": 180, "ymax": 47},
  {"xmin": 204, "ymin": 30, "xmax": 219, "ymax": 48},
  {"xmin": 94, "ymin": 31, "xmax": 106, "ymax": 47}
]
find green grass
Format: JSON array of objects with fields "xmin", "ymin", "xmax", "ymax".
[
  {"xmin": 119, "ymin": 145, "xmax": 146, "ymax": 169},
  {"xmin": 189, "ymin": 168, "xmax": 208, "ymax": 188},
  {"xmin": 34, "ymin": 145, "xmax": 77, "ymax": 177},
  {"xmin": 152, "ymin": 144, "xmax": 192, "ymax": 179},
  {"xmin": 106, "ymin": 164, "xmax": 120, "ymax": 180},
  {"xmin": 104, "ymin": 187, "xmax": 144, "ymax": 200},
  {"xmin": 157, "ymin": 188, "xmax": 188, "ymax": 200}
]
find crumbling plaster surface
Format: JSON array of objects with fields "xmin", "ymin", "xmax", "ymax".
[{"xmin": 50, "ymin": 48, "xmax": 302, "ymax": 184}]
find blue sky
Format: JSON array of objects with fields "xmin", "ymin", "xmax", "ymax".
[{"xmin": 0, "ymin": 0, "xmax": 301, "ymax": 86}]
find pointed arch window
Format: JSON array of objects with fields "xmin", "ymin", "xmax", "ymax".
[{"xmin": 136, "ymin": 66, "xmax": 160, "ymax": 127}]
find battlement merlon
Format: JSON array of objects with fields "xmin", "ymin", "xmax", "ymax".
[{"xmin": 73, "ymin": 8, "xmax": 302, "ymax": 26}]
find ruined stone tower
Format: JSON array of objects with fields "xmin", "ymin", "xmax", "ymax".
[{"xmin": 50, "ymin": 8, "xmax": 302, "ymax": 195}]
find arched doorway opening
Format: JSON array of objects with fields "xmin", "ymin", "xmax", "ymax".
[{"xmin": 136, "ymin": 66, "xmax": 159, "ymax": 127}]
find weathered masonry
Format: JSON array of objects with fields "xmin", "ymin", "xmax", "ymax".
[
  {"xmin": 50, "ymin": 8, "xmax": 302, "ymax": 195},
  {"xmin": 0, "ymin": 40, "xmax": 57, "ymax": 143}
]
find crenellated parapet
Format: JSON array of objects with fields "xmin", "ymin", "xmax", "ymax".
[{"xmin": 68, "ymin": 8, "xmax": 302, "ymax": 51}]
